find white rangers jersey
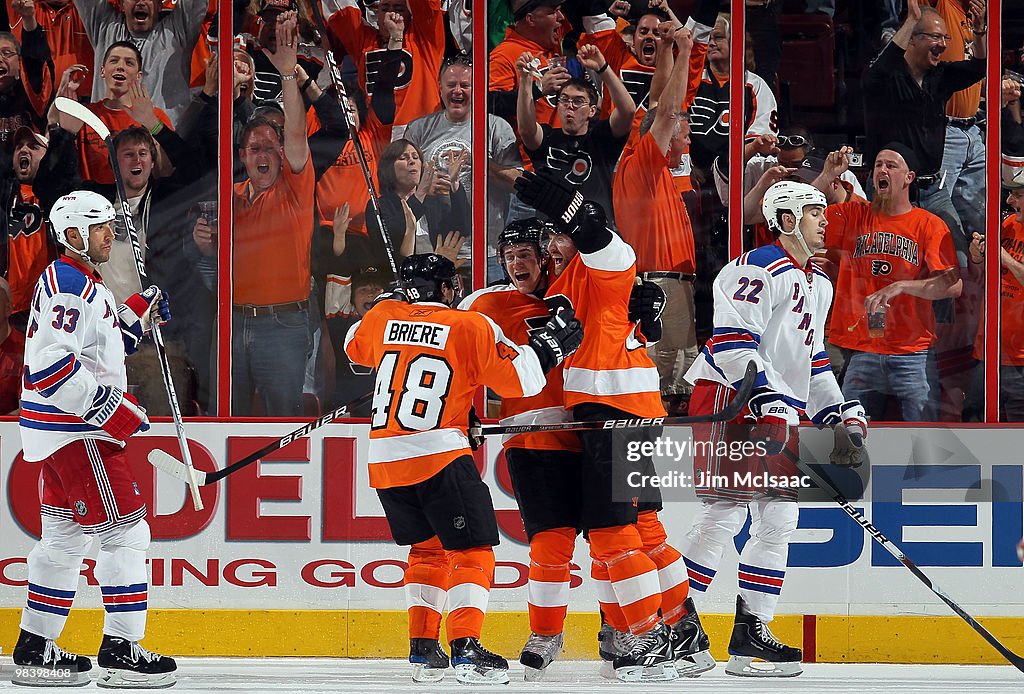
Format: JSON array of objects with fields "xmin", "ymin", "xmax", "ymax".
[
  {"xmin": 20, "ymin": 257, "xmax": 129, "ymax": 461},
  {"xmin": 685, "ymin": 243, "xmax": 844, "ymax": 419}
]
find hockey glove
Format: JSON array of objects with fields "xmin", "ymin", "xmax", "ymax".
[
  {"xmin": 629, "ymin": 280, "xmax": 666, "ymax": 343},
  {"xmin": 830, "ymin": 422, "xmax": 867, "ymax": 468},
  {"xmin": 118, "ymin": 286, "xmax": 170, "ymax": 355},
  {"xmin": 514, "ymin": 170, "xmax": 585, "ymax": 233},
  {"xmin": 748, "ymin": 389, "xmax": 798, "ymax": 456},
  {"xmin": 369, "ymin": 285, "xmax": 409, "ymax": 309},
  {"xmin": 468, "ymin": 406, "xmax": 483, "ymax": 451},
  {"xmin": 812, "ymin": 399, "xmax": 868, "ymax": 446},
  {"xmin": 84, "ymin": 385, "xmax": 150, "ymax": 442},
  {"xmin": 528, "ymin": 307, "xmax": 584, "ymax": 374}
]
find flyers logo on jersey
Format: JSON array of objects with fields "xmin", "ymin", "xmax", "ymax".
[{"xmin": 871, "ymin": 260, "xmax": 893, "ymax": 276}]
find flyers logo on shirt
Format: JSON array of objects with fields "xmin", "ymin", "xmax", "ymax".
[
  {"xmin": 871, "ymin": 260, "xmax": 893, "ymax": 276},
  {"xmin": 365, "ymin": 48, "xmax": 413, "ymax": 95}
]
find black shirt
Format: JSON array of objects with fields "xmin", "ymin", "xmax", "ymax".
[
  {"xmin": 863, "ymin": 43, "xmax": 986, "ymax": 177},
  {"xmin": 525, "ymin": 120, "xmax": 627, "ymax": 225}
]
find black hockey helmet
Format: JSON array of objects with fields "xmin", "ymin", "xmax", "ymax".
[
  {"xmin": 497, "ymin": 217, "xmax": 552, "ymax": 270},
  {"xmin": 399, "ymin": 253, "xmax": 461, "ymax": 305}
]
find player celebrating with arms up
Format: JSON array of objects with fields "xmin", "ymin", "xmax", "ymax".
[
  {"xmin": 344, "ymin": 253, "xmax": 582, "ymax": 685},
  {"xmin": 13, "ymin": 191, "xmax": 175, "ymax": 688},
  {"xmin": 680, "ymin": 181, "xmax": 868, "ymax": 677}
]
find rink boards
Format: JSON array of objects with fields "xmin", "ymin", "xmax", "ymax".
[{"xmin": 1, "ymin": 421, "xmax": 1023, "ymax": 663}]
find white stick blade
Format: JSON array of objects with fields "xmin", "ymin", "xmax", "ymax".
[
  {"xmin": 148, "ymin": 449, "xmax": 207, "ymax": 486},
  {"xmin": 54, "ymin": 97, "xmax": 111, "ymax": 139}
]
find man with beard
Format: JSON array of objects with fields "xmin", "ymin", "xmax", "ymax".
[
  {"xmin": 516, "ymin": 44, "xmax": 634, "ymax": 229},
  {"xmin": 823, "ymin": 143, "xmax": 962, "ymax": 422},
  {"xmin": 75, "ymin": 0, "xmax": 207, "ymax": 126}
]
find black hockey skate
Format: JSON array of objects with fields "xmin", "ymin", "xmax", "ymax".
[
  {"xmin": 409, "ymin": 638, "xmax": 449, "ymax": 683},
  {"xmin": 671, "ymin": 597, "xmax": 717, "ymax": 676},
  {"xmin": 519, "ymin": 632, "xmax": 563, "ymax": 681},
  {"xmin": 96, "ymin": 635, "xmax": 177, "ymax": 689},
  {"xmin": 725, "ymin": 595, "xmax": 803, "ymax": 677},
  {"xmin": 12, "ymin": 629, "xmax": 92, "ymax": 687},
  {"xmin": 597, "ymin": 619, "xmax": 634, "ymax": 679},
  {"xmin": 612, "ymin": 621, "xmax": 678, "ymax": 683},
  {"xmin": 449, "ymin": 637, "xmax": 509, "ymax": 685}
]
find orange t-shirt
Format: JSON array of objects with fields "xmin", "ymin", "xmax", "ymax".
[
  {"xmin": 232, "ymin": 158, "xmax": 315, "ymax": 306},
  {"xmin": 489, "ymin": 27, "xmax": 564, "ymax": 131},
  {"xmin": 77, "ymin": 102, "xmax": 173, "ymax": 185},
  {"xmin": 459, "ymin": 285, "xmax": 581, "ymax": 452},
  {"xmin": 825, "ymin": 202, "xmax": 958, "ymax": 354},
  {"xmin": 613, "ymin": 131, "xmax": 696, "ymax": 274},
  {"xmin": 547, "ymin": 235, "xmax": 665, "ymax": 417},
  {"xmin": 326, "ymin": 0, "xmax": 445, "ymax": 131},
  {"xmin": 344, "ymin": 298, "xmax": 545, "ymax": 488},
  {"xmin": 974, "ymin": 215, "xmax": 1024, "ymax": 366}
]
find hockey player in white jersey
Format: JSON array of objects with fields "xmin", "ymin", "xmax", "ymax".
[
  {"xmin": 680, "ymin": 181, "xmax": 868, "ymax": 677},
  {"xmin": 12, "ymin": 191, "xmax": 176, "ymax": 688}
]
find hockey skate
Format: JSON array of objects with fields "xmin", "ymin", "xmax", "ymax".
[
  {"xmin": 519, "ymin": 632, "xmax": 563, "ymax": 681},
  {"xmin": 96, "ymin": 635, "xmax": 177, "ymax": 689},
  {"xmin": 409, "ymin": 638, "xmax": 449, "ymax": 683},
  {"xmin": 12, "ymin": 629, "xmax": 92, "ymax": 687},
  {"xmin": 671, "ymin": 597, "xmax": 717, "ymax": 677},
  {"xmin": 597, "ymin": 620, "xmax": 636, "ymax": 679},
  {"xmin": 725, "ymin": 596, "xmax": 803, "ymax": 677},
  {"xmin": 449, "ymin": 637, "xmax": 509, "ymax": 685},
  {"xmin": 612, "ymin": 621, "xmax": 678, "ymax": 683}
]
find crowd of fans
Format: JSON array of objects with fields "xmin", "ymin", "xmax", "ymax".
[{"xmin": 0, "ymin": 0, "xmax": 1019, "ymax": 422}]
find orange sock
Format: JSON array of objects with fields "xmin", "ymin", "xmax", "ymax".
[
  {"xmin": 527, "ymin": 527, "xmax": 576, "ymax": 635},
  {"xmin": 405, "ymin": 536, "xmax": 450, "ymax": 639},
  {"xmin": 446, "ymin": 546, "xmax": 495, "ymax": 641},
  {"xmin": 637, "ymin": 510, "xmax": 689, "ymax": 625},
  {"xmin": 592, "ymin": 558, "xmax": 629, "ymax": 631},
  {"xmin": 590, "ymin": 524, "xmax": 662, "ymax": 635}
]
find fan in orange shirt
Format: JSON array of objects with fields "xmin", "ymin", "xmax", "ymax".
[
  {"xmin": 345, "ymin": 253, "xmax": 582, "ymax": 685},
  {"xmin": 824, "ymin": 143, "xmax": 961, "ymax": 422}
]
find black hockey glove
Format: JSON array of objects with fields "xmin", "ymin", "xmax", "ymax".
[
  {"xmin": 369, "ymin": 284, "xmax": 409, "ymax": 309},
  {"xmin": 629, "ymin": 280, "xmax": 665, "ymax": 343},
  {"xmin": 514, "ymin": 170, "xmax": 585, "ymax": 233},
  {"xmin": 528, "ymin": 307, "xmax": 584, "ymax": 374},
  {"xmin": 468, "ymin": 406, "xmax": 483, "ymax": 451}
]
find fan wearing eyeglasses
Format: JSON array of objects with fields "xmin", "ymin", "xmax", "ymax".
[
  {"xmin": 0, "ymin": 28, "xmax": 53, "ymax": 148},
  {"xmin": 862, "ymin": 0, "xmax": 986, "ymax": 263},
  {"xmin": 516, "ymin": 43, "xmax": 636, "ymax": 229}
]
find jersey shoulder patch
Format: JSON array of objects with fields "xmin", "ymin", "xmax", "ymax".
[{"xmin": 42, "ymin": 261, "xmax": 97, "ymax": 303}]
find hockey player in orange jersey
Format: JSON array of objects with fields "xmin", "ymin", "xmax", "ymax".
[
  {"xmin": 512, "ymin": 172, "xmax": 711, "ymax": 682},
  {"xmin": 344, "ymin": 253, "xmax": 582, "ymax": 685}
]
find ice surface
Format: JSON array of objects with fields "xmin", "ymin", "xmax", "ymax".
[{"xmin": 3, "ymin": 658, "xmax": 1021, "ymax": 693}]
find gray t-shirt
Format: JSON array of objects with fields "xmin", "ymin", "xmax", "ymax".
[
  {"xmin": 402, "ymin": 110, "xmax": 522, "ymax": 247},
  {"xmin": 76, "ymin": 0, "xmax": 207, "ymax": 127}
]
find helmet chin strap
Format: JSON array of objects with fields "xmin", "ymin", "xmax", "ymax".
[{"xmin": 779, "ymin": 209, "xmax": 814, "ymax": 262}]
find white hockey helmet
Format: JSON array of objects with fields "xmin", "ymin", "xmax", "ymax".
[
  {"xmin": 49, "ymin": 191, "xmax": 116, "ymax": 259},
  {"xmin": 762, "ymin": 180, "xmax": 827, "ymax": 234}
]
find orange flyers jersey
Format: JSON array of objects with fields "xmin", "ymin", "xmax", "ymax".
[
  {"xmin": 546, "ymin": 235, "xmax": 665, "ymax": 417},
  {"xmin": 344, "ymin": 299, "xmax": 547, "ymax": 489},
  {"xmin": 613, "ymin": 131, "xmax": 696, "ymax": 274},
  {"xmin": 975, "ymin": 215, "xmax": 1024, "ymax": 366},
  {"xmin": 825, "ymin": 202, "xmax": 958, "ymax": 355},
  {"xmin": 315, "ymin": 115, "xmax": 391, "ymax": 236},
  {"xmin": 8, "ymin": 185, "xmax": 53, "ymax": 314},
  {"xmin": 326, "ymin": 0, "xmax": 445, "ymax": 131},
  {"xmin": 580, "ymin": 25, "xmax": 653, "ymax": 120},
  {"xmin": 8, "ymin": 0, "xmax": 94, "ymax": 96},
  {"xmin": 459, "ymin": 285, "xmax": 581, "ymax": 453}
]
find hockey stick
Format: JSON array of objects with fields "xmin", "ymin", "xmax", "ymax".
[
  {"xmin": 54, "ymin": 96, "xmax": 204, "ymax": 512},
  {"xmin": 784, "ymin": 449, "xmax": 1024, "ymax": 673},
  {"xmin": 482, "ymin": 360, "xmax": 757, "ymax": 435},
  {"xmin": 304, "ymin": 2, "xmax": 402, "ymax": 282},
  {"xmin": 147, "ymin": 390, "xmax": 374, "ymax": 486}
]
